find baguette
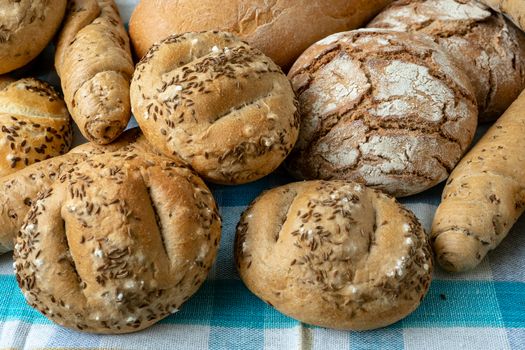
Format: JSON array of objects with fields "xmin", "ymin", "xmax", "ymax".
[
  {"xmin": 55, "ymin": 0, "xmax": 134, "ymax": 144},
  {"xmin": 478, "ymin": 0, "xmax": 525, "ymax": 32},
  {"xmin": 431, "ymin": 89, "xmax": 525, "ymax": 272}
]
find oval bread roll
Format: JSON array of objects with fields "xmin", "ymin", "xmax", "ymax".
[
  {"xmin": 14, "ymin": 150, "xmax": 221, "ymax": 334},
  {"xmin": 129, "ymin": 0, "xmax": 393, "ymax": 69},
  {"xmin": 0, "ymin": 0, "xmax": 67, "ymax": 74},
  {"xmin": 0, "ymin": 78, "xmax": 72, "ymax": 178},
  {"xmin": 131, "ymin": 31, "xmax": 299, "ymax": 184},
  {"xmin": 235, "ymin": 180, "xmax": 432, "ymax": 330}
]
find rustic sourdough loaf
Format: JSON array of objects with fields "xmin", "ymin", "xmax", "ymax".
[
  {"xmin": 131, "ymin": 31, "xmax": 299, "ymax": 185},
  {"xmin": 14, "ymin": 150, "xmax": 221, "ymax": 334},
  {"xmin": 286, "ymin": 29, "xmax": 478, "ymax": 197},
  {"xmin": 235, "ymin": 180, "xmax": 432, "ymax": 330},
  {"xmin": 0, "ymin": 0, "xmax": 67, "ymax": 74},
  {"xmin": 129, "ymin": 0, "xmax": 393, "ymax": 69},
  {"xmin": 368, "ymin": 0, "xmax": 525, "ymax": 121}
]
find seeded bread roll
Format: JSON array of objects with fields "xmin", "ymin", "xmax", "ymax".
[
  {"xmin": 14, "ymin": 150, "xmax": 221, "ymax": 334},
  {"xmin": 0, "ymin": 0, "xmax": 67, "ymax": 74},
  {"xmin": 0, "ymin": 128, "xmax": 145, "ymax": 254},
  {"xmin": 131, "ymin": 31, "xmax": 299, "ymax": 185},
  {"xmin": 55, "ymin": 0, "xmax": 134, "ymax": 144},
  {"xmin": 368, "ymin": 0, "xmax": 525, "ymax": 122},
  {"xmin": 235, "ymin": 180, "xmax": 432, "ymax": 330},
  {"xmin": 129, "ymin": 0, "xmax": 393, "ymax": 69},
  {"xmin": 286, "ymin": 29, "xmax": 478, "ymax": 197},
  {"xmin": 0, "ymin": 78, "xmax": 72, "ymax": 178}
]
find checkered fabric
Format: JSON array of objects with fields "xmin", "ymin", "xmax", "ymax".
[{"xmin": 0, "ymin": 1, "xmax": 524, "ymax": 349}]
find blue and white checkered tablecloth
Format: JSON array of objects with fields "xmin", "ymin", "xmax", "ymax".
[{"xmin": 1, "ymin": 1, "xmax": 524, "ymax": 349}]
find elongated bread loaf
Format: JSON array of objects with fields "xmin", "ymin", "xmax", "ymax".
[
  {"xmin": 432, "ymin": 89, "xmax": 525, "ymax": 272},
  {"xmin": 0, "ymin": 129, "xmax": 146, "ymax": 254},
  {"xmin": 478, "ymin": 0, "xmax": 525, "ymax": 31},
  {"xmin": 55, "ymin": 0, "xmax": 134, "ymax": 144}
]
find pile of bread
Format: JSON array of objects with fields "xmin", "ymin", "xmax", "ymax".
[{"xmin": 1, "ymin": 0, "xmax": 524, "ymax": 334}]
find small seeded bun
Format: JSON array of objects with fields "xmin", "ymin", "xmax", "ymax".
[
  {"xmin": 368, "ymin": 0, "xmax": 525, "ymax": 122},
  {"xmin": 235, "ymin": 180, "xmax": 432, "ymax": 330},
  {"xmin": 0, "ymin": 0, "xmax": 67, "ymax": 74},
  {"xmin": 14, "ymin": 150, "xmax": 221, "ymax": 334},
  {"xmin": 287, "ymin": 29, "xmax": 478, "ymax": 197},
  {"xmin": 0, "ymin": 78, "xmax": 73, "ymax": 177},
  {"xmin": 130, "ymin": 31, "xmax": 299, "ymax": 185}
]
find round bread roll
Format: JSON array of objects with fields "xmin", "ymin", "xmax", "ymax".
[
  {"xmin": 0, "ymin": 0, "xmax": 67, "ymax": 74},
  {"xmin": 0, "ymin": 78, "xmax": 72, "ymax": 178},
  {"xmin": 14, "ymin": 151, "xmax": 221, "ymax": 334},
  {"xmin": 367, "ymin": 0, "xmax": 525, "ymax": 122},
  {"xmin": 235, "ymin": 180, "xmax": 432, "ymax": 330},
  {"xmin": 287, "ymin": 29, "xmax": 478, "ymax": 197},
  {"xmin": 129, "ymin": 0, "xmax": 393, "ymax": 69},
  {"xmin": 131, "ymin": 31, "xmax": 299, "ymax": 185}
]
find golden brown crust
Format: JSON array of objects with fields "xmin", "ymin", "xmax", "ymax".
[
  {"xmin": 479, "ymin": 0, "xmax": 525, "ymax": 32},
  {"xmin": 129, "ymin": 0, "xmax": 393, "ymax": 69},
  {"xmin": 431, "ymin": 89, "xmax": 525, "ymax": 272},
  {"xmin": 0, "ymin": 78, "xmax": 72, "ymax": 178},
  {"xmin": 0, "ymin": 128, "xmax": 145, "ymax": 254},
  {"xmin": 0, "ymin": 0, "xmax": 67, "ymax": 74},
  {"xmin": 235, "ymin": 180, "xmax": 432, "ymax": 330},
  {"xmin": 55, "ymin": 0, "xmax": 134, "ymax": 144},
  {"xmin": 131, "ymin": 31, "xmax": 299, "ymax": 184},
  {"xmin": 286, "ymin": 29, "xmax": 478, "ymax": 197},
  {"xmin": 368, "ymin": 0, "xmax": 525, "ymax": 122},
  {"xmin": 14, "ymin": 150, "xmax": 221, "ymax": 334}
]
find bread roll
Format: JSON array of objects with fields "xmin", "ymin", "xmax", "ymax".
[
  {"xmin": 14, "ymin": 150, "xmax": 221, "ymax": 334},
  {"xmin": 0, "ymin": 78, "xmax": 72, "ymax": 178},
  {"xmin": 0, "ymin": 0, "xmax": 67, "ymax": 74},
  {"xmin": 368, "ymin": 0, "xmax": 525, "ymax": 122},
  {"xmin": 479, "ymin": 0, "xmax": 525, "ymax": 32},
  {"xmin": 129, "ymin": 0, "xmax": 393, "ymax": 69},
  {"xmin": 286, "ymin": 29, "xmax": 478, "ymax": 197},
  {"xmin": 0, "ymin": 129, "xmax": 145, "ymax": 254},
  {"xmin": 55, "ymin": 0, "xmax": 134, "ymax": 144},
  {"xmin": 131, "ymin": 31, "xmax": 299, "ymax": 184},
  {"xmin": 235, "ymin": 180, "xmax": 432, "ymax": 330}
]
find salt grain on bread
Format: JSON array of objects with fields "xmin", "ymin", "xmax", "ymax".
[
  {"xmin": 0, "ymin": 78, "xmax": 72, "ymax": 178},
  {"xmin": 129, "ymin": 0, "xmax": 393, "ymax": 69},
  {"xmin": 0, "ymin": 0, "xmax": 67, "ymax": 74},
  {"xmin": 0, "ymin": 129, "xmax": 145, "ymax": 254},
  {"xmin": 368, "ymin": 0, "xmax": 525, "ymax": 122},
  {"xmin": 55, "ymin": 0, "xmax": 134, "ymax": 144},
  {"xmin": 131, "ymin": 31, "xmax": 299, "ymax": 185},
  {"xmin": 235, "ymin": 180, "xmax": 432, "ymax": 330},
  {"xmin": 14, "ymin": 150, "xmax": 221, "ymax": 334},
  {"xmin": 432, "ymin": 89, "xmax": 525, "ymax": 272},
  {"xmin": 286, "ymin": 29, "xmax": 478, "ymax": 197}
]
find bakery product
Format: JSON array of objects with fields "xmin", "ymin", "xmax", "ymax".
[
  {"xmin": 129, "ymin": 0, "xmax": 393, "ymax": 69},
  {"xmin": 14, "ymin": 150, "xmax": 221, "ymax": 334},
  {"xmin": 235, "ymin": 180, "xmax": 432, "ymax": 330},
  {"xmin": 55, "ymin": 0, "xmax": 134, "ymax": 144},
  {"xmin": 286, "ymin": 29, "xmax": 478, "ymax": 197},
  {"xmin": 0, "ymin": 128, "xmax": 146, "ymax": 254},
  {"xmin": 368, "ymin": 0, "xmax": 525, "ymax": 122},
  {"xmin": 432, "ymin": 89, "xmax": 525, "ymax": 272},
  {"xmin": 479, "ymin": 0, "xmax": 525, "ymax": 32},
  {"xmin": 131, "ymin": 31, "xmax": 299, "ymax": 185},
  {"xmin": 0, "ymin": 78, "xmax": 72, "ymax": 178},
  {"xmin": 0, "ymin": 0, "xmax": 67, "ymax": 74}
]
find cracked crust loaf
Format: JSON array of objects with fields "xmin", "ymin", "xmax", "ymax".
[
  {"xmin": 129, "ymin": 0, "xmax": 393, "ymax": 69},
  {"xmin": 235, "ymin": 180, "xmax": 432, "ymax": 330},
  {"xmin": 0, "ymin": 128, "xmax": 147, "ymax": 254},
  {"xmin": 286, "ymin": 29, "xmax": 478, "ymax": 197},
  {"xmin": 14, "ymin": 150, "xmax": 221, "ymax": 334},
  {"xmin": 0, "ymin": 0, "xmax": 66, "ymax": 74},
  {"xmin": 55, "ymin": 0, "xmax": 134, "ymax": 144},
  {"xmin": 130, "ymin": 31, "xmax": 299, "ymax": 185},
  {"xmin": 0, "ymin": 78, "xmax": 72, "ymax": 178},
  {"xmin": 368, "ymin": 0, "xmax": 525, "ymax": 122}
]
